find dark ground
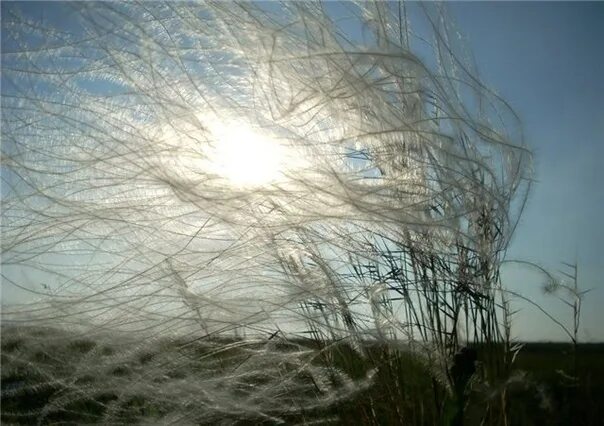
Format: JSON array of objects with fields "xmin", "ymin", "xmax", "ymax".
[{"xmin": 1, "ymin": 326, "xmax": 603, "ymax": 425}]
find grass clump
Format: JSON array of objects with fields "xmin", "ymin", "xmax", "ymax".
[{"xmin": 3, "ymin": 1, "xmax": 597, "ymax": 425}]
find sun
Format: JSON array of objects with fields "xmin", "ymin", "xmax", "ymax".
[{"xmin": 208, "ymin": 121, "xmax": 285, "ymax": 187}]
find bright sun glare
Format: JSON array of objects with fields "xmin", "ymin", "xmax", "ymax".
[{"xmin": 209, "ymin": 122, "xmax": 285, "ymax": 187}]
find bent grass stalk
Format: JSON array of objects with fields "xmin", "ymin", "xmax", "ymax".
[{"xmin": 1, "ymin": 2, "xmax": 533, "ymax": 424}]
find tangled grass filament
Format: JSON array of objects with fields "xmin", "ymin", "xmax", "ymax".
[{"xmin": 1, "ymin": 2, "xmax": 532, "ymax": 424}]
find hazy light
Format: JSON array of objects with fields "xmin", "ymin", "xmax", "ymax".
[{"xmin": 209, "ymin": 122, "xmax": 285, "ymax": 187}]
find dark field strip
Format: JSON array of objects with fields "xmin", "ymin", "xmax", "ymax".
[{"xmin": 2, "ymin": 326, "xmax": 603, "ymax": 425}]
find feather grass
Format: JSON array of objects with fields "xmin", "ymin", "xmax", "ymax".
[{"xmin": 2, "ymin": 2, "xmax": 533, "ymax": 423}]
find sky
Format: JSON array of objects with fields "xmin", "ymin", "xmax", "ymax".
[
  {"xmin": 447, "ymin": 2, "xmax": 604, "ymax": 341},
  {"xmin": 1, "ymin": 2, "xmax": 602, "ymax": 342}
]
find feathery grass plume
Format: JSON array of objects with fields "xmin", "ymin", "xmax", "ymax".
[{"xmin": 2, "ymin": 1, "xmax": 531, "ymax": 423}]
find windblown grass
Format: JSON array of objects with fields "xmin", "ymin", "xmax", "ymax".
[{"xmin": 0, "ymin": 1, "xmax": 549, "ymax": 424}]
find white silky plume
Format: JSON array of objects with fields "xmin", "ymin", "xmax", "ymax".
[{"xmin": 1, "ymin": 1, "xmax": 531, "ymax": 423}]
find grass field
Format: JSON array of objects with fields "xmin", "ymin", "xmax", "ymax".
[{"xmin": 2, "ymin": 326, "xmax": 602, "ymax": 425}]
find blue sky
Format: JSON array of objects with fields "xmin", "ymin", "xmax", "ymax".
[
  {"xmin": 447, "ymin": 2, "xmax": 603, "ymax": 341},
  {"xmin": 2, "ymin": 2, "xmax": 602, "ymax": 342}
]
